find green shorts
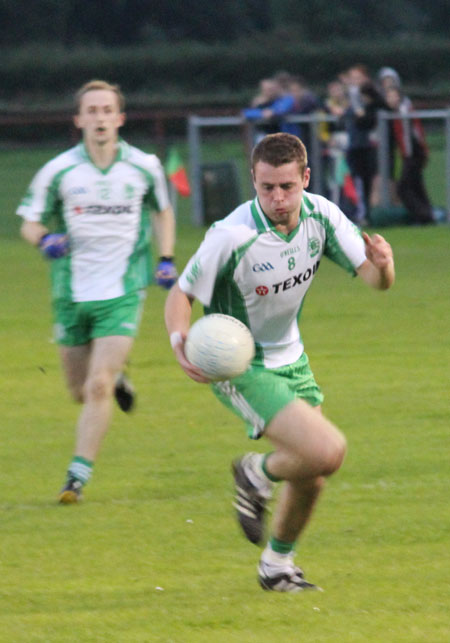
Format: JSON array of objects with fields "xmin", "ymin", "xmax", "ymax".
[
  {"xmin": 212, "ymin": 352, "xmax": 324, "ymax": 440},
  {"xmin": 52, "ymin": 291, "xmax": 146, "ymax": 346}
]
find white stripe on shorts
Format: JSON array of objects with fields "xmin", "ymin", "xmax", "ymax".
[{"xmin": 215, "ymin": 380, "xmax": 265, "ymax": 438}]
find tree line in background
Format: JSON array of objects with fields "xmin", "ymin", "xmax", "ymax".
[
  {"xmin": 0, "ymin": 1, "xmax": 449, "ymax": 111},
  {"xmin": 0, "ymin": 0, "xmax": 448, "ymax": 45}
]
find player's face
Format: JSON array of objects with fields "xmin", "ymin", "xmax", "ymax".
[
  {"xmin": 252, "ymin": 161, "xmax": 310, "ymax": 231},
  {"xmin": 74, "ymin": 90, "xmax": 125, "ymax": 146}
]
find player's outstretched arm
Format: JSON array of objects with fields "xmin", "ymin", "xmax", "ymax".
[
  {"xmin": 164, "ymin": 282, "xmax": 211, "ymax": 383},
  {"xmin": 357, "ymin": 232, "xmax": 395, "ymax": 290}
]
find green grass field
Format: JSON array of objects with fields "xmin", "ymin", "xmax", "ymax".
[{"xmin": 1, "ymin": 148, "xmax": 449, "ymax": 642}]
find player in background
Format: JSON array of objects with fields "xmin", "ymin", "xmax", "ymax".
[
  {"xmin": 17, "ymin": 80, "xmax": 177, "ymax": 503},
  {"xmin": 165, "ymin": 133, "xmax": 394, "ymax": 592}
]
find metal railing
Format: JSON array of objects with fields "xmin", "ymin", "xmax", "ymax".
[
  {"xmin": 375, "ymin": 109, "xmax": 450, "ymax": 209},
  {"xmin": 188, "ymin": 109, "xmax": 450, "ymax": 225}
]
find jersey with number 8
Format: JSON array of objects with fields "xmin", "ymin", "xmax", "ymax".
[{"xmin": 178, "ymin": 192, "xmax": 366, "ymax": 369}]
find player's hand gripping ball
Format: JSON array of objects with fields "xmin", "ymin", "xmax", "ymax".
[
  {"xmin": 155, "ymin": 257, "xmax": 178, "ymax": 289},
  {"xmin": 185, "ymin": 314, "xmax": 255, "ymax": 381}
]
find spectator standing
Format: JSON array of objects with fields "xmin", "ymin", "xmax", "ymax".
[
  {"xmin": 377, "ymin": 67, "xmax": 410, "ymax": 105},
  {"xmin": 385, "ymin": 86, "xmax": 434, "ymax": 225},
  {"xmin": 343, "ymin": 66, "xmax": 386, "ymax": 224},
  {"xmin": 323, "ymin": 80, "xmax": 359, "ymax": 216},
  {"xmin": 324, "ymin": 79, "xmax": 349, "ymax": 122},
  {"xmin": 243, "ymin": 76, "xmax": 296, "ymax": 143},
  {"xmin": 287, "ymin": 75, "xmax": 320, "ymax": 160},
  {"xmin": 376, "ymin": 66, "xmax": 410, "ymax": 205}
]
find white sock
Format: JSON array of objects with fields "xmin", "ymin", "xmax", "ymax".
[
  {"xmin": 262, "ymin": 544, "xmax": 293, "ymax": 566},
  {"xmin": 243, "ymin": 453, "xmax": 274, "ymax": 498}
]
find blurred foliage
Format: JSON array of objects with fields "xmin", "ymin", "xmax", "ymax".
[
  {"xmin": 0, "ymin": 1, "xmax": 449, "ymax": 112},
  {"xmin": 0, "ymin": 34, "xmax": 449, "ymax": 111},
  {"xmin": 269, "ymin": 0, "xmax": 449, "ymax": 40},
  {"xmin": 0, "ymin": 0, "xmax": 448, "ymax": 46}
]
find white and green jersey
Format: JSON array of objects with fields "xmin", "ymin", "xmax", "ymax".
[
  {"xmin": 17, "ymin": 140, "xmax": 170, "ymax": 302},
  {"xmin": 179, "ymin": 192, "xmax": 366, "ymax": 369}
]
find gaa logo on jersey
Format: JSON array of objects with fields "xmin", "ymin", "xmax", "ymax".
[
  {"xmin": 308, "ymin": 237, "xmax": 321, "ymax": 258},
  {"xmin": 252, "ymin": 262, "xmax": 274, "ymax": 272},
  {"xmin": 255, "ymin": 285, "xmax": 269, "ymax": 296}
]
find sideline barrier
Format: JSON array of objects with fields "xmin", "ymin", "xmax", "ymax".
[{"xmin": 188, "ymin": 110, "xmax": 450, "ymax": 226}]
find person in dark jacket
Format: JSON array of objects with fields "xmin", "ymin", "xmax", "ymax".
[
  {"xmin": 385, "ymin": 87, "xmax": 434, "ymax": 225},
  {"xmin": 344, "ymin": 74, "xmax": 387, "ymax": 224}
]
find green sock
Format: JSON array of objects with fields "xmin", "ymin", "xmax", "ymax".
[
  {"xmin": 68, "ymin": 456, "xmax": 93, "ymax": 485},
  {"xmin": 262, "ymin": 453, "xmax": 282, "ymax": 483},
  {"xmin": 270, "ymin": 536, "xmax": 295, "ymax": 555}
]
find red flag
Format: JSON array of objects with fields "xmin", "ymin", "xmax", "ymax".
[
  {"xmin": 336, "ymin": 155, "xmax": 358, "ymax": 205},
  {"xmin": 165, "ymin": 147, "xmax": 191, "ymax": 197},
  {"xmin": 342, "ymin": 173, "xmax": 359, "ymax": 205}
]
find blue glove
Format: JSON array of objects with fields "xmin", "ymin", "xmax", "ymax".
[
  {"xmin": 39, "ymin": 233, "xmax": 70, "ymax": 259},
  {"xmin": 155, "ymin": 257, "xmax": 177, "ymax": 290}
]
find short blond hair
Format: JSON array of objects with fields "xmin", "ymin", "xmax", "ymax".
[{"xmin": 75, "ymin": 80, "xmax": 125, "ymax": 113}]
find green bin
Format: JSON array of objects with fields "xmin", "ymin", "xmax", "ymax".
[
  {"xmin": 201, "ymin": 161, "xmax": 242, "ymax": 225},
  {"xmin": 370, "ymin": 206, "xmax": 409, "ymax": 227}
]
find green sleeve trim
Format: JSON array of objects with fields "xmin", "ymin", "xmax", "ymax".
[
  {"xmin": 129, "ymin": 162, "xmax": 160, "ymax": 212},
  {"xmin": 250, "ymin": 199, "xmax": 268, "ymax": 233},
  {"xmin": 310, "ymin": 212, "xmax": 357, "ymax": 275},
  {"xmin": 41, "ymin": 164, "xmax": 78, "ymax": 230}
]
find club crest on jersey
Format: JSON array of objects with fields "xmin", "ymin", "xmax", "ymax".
[
  {"xmin": 308, "ymin": 237, "xmax": 321, "ymax": 258},
  {"xmin": 255, "ymin": 285, "xmax": 269, "ymax": 296}
]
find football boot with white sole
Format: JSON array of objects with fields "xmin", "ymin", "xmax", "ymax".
[
  {"xmin": 232, "ymin": 454, "xmax": 273, "ymax": 545},
  {"xmin": 258, "ymin": 554, "xmax": 322, "ymax": 592}
]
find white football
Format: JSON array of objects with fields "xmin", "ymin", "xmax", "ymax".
[{"xmin": 185, "ymin": 314, "xmax": 255, "ymax": 381}]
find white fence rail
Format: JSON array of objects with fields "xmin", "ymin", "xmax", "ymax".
[{"xmin": 188, "ymin": 109, "xmax": 450, "ymax": 225}]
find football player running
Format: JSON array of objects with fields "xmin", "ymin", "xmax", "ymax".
[
  {"xmin": 165, "ymin": 133, "xmax": 394, "ymax": 592},
  {"xmin": 17, "ymin": 80, "xmax": 177, "ymax": 503}
]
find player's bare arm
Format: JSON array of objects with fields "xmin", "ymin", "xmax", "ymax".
[
  {"xmin": 21, "ymin": 220, "xmax": 69, "ymax": 259},
  {"xmin": 357, "ymin": 232, "xmax": 395, "ymax": 290},
  {"xmin": 20, "ymin": 220, "xmax": 50, "ymax": 246},
  {"xmin": 153, "ymin": 206, "xmax": 176, "ymax": 258},
  {"xmin": 164, "ymin": 283, "xmax": 211, "ymax": 383}
]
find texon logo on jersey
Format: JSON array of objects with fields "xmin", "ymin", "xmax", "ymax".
[
  {"xmin": 255, "ymin": 259, "xmax": 320, "ymax": 296},
  {"xmin": 73, "ymin": 204, "xmax": 133, "ymax": 215}
]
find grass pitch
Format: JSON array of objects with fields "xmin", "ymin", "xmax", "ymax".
[{"xmin": 0, "ymin": 148, "xmax": 449, "ymax": 642}]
